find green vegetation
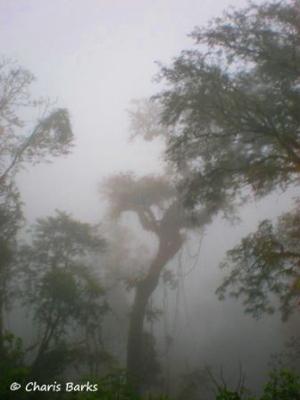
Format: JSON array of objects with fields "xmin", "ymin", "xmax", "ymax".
[
  {"xmin": 156, "ymin": 0, "xmax": 300, "ymax": 319},
  {"xmin": 0, "ymin": 1, "xmax": 299, "ymax": 399}
]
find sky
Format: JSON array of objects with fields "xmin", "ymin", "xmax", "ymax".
[{"xmin": 0, "ymin": 0, "xmax": 254, "ymax": 223}]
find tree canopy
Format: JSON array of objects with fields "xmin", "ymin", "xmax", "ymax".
[
  {"xmin": 0, "ymin": 57, "xmax": 74, "ymax": 362},
  {"xmin": 0, "ymin": 57, "xmax": 73, "ymax": 185},
  {"xmin": 217, "ymin": 202, "xmax": 300, "ymax": 320},
  {"xmin": 154, "ymin": 0, "xmax": 300, "ymax": 319},
  {"xmin": 19, "ymin": 211, "xmax": 108, "ymax": 378},
  {"xmin": 157, "ymin": 0, "xmax": 300, "ymax": 208},
  {"xmin": 0, "ymin": 57, "xmax": 74, "ymax": 306}
]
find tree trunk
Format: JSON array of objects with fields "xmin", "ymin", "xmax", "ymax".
[
  {"xmin": 30, "ymin": 314, "xmax": 61, "ymax": 379},
  {"xmin": 0, "ymin": 298, "xmax": 3, "ymax": 358},
  {"xmin": 126, "ymin": 232, "xmax": 183, "ymax": 394}
]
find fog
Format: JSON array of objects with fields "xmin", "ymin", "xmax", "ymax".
[
  {"xmin": 1, "ymin": 0, "xmax": 299, "ymax": 399},
  {"xmin": 2, "ymin": 0, "xmax": 254, "ymax": 222}
]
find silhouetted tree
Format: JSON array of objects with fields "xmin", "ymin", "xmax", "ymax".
[
  {"xmin": 104, "ymin": 97, "xmax": 233, "ymax": 393},
  {"xmin": 155, "ymin": 0, "xmax": 300, "ymax": 318},
  {"xmin": 0, "ymin": 57, "xmax": 73, "ymax": 184},
  {"xmin": 0, "ymin": 57, "xmax": 74, "ymax": 356},
  {"xmin": 102, "ymin": 172, "xmax": 214, "ymax": 392},
  {"xmin": 217, "ymin": 202, "xmax": 300, "ymax": 320},
  {"xmin": 0, "ymin": 182, "xmax": 22, "ymax": 357},
  {"xmin": 19, "ymin": 211, "xmax": 108, "ymax": 379}
]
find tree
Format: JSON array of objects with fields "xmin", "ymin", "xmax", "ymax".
[
  {"xmin": 0, "ymin": 181, "xmax": 22, "ymax": 356},
  {"xmin": 102, "ymin": 173, "xmax": 214, "ymax": 391},
  {"xmin": 217, "ymin": 202, "xmax": 300, "ymax": 320},
  {"xmin": 0, "ymin": 57, "xmax": 73, "ymax": 184},
  {"xmin": 107, "ymin": 98, "xmax": 231, "ymax": 393},
  {"xmin": 0, "ymin": 56, "xmax": 73, "ymax": 357},
  {"xmin": 157, "ymin": 0, "xmax": 300, "ymax": 207},
  {"xmin": 19, "ymin": 211, "xmax": 108, "ymax": 379},
  {"xmin": 155, "ymin": 0, "xmax": 300, "ymax": 317}
]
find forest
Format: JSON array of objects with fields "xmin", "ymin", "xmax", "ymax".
[{"xmin": 0, "ymin": 0, "xmax": 299, "ymax": 399}]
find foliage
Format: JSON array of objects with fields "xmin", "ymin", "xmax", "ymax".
[
  {"xmin": 270, "ymin": 335, "xmax": 300, "ymax": 370},
  {"xmin": 102, "ymin": 172, "xmax": 184, "ymax": 392},
  {"xmin": 61, "ymin": 368, "xmax": 300, "ymax": 399},
  {"xmin": 216, "ymin": 389, "xmax": 245, "ymax": 400},
  {"xmin": 154, "ymin": 0, "xmax": 300, "ymax": 319},
  {"xmin": 19, "ymin": 211, "xmax": 108, "ymax": 378},
  {"xmin": 0, "ymin": 181, "xmax": 23, "ymax": 311},
  {"xmin": 128, "ymin": 99, "xmax": 169, "ymax": 142},
  {"xmin": 217, "ymin": 202, "xmax": 300, "ymax": 320},
  {"xmin": 212, "ymin": 368, "xmax": 300, "ymax": 400},
  {"xmin": 0, "ymin": 56, "xmax": 74, "ymax": 365},
  {"xmin": 102, "ymin": 166, "xmax": 218, "ymax": 392},
  {"xmin": 102, "ymin": 173, "xmax": 175, "ymax": 222},
  {"xmin": 0, "ymin": 334, "xmax": 298, "ymax": 400},
  {"xmin": 69, "ymin": 371, "xmax": 140, "ymax": 400},
  {"xmin": 261, "ymin": 368, "xmax": 300, "ymax": 400},
  {"xmin": 213, "ymin": 368, "xmax": 300, "ymax": 400},
  {"xmin": 156, "ymin": 0, "xmax": 300, "ymax": 208},
  {"xmin": 0, "ymin": 57, "xmax": 73, "ymax": 184},
  {"xmin": 0, "ymin": 333, "xmax": 30, "ymax": 400}
]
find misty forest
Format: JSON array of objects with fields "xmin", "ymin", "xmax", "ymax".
[{"xmin": 0, "ymin": 0, "xmax": 300, "ymax": 399}]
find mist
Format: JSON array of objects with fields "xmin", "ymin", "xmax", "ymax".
[{"xmin": 0, "ymin": 0, "xmax": 299, "ymax": 399}]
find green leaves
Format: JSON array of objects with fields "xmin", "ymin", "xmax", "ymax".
[
  {"xmin": 19, "ymin": 212, "xmax": 109, "ymax": 379},
  {"xmin": 102, "ymin": 173, "xmax": 175, "ymax": 220},
  {"xmin": 33, "ymin": 210, "xmax": 106, "ymax": 260},
  {"xmin": 0, "ymin": 58, "xmax": 74, "ymax": 184},
  {"xmin": 261, "ymin": 369, "xmax": 300, "ymax": 400},
  {"xmin": 215, "ymin": 369, "xmax": 300, "ymax": 400},
  {"xmin": 157, "ymin": 0, "xmax": 300, "ymax": 207},
  {"xmin": 217, "ymin": 204, "xmax": 300, "ymax": 320},
  {"xmin": 26, "ymin": 108, "xmax": 73, "ymax": 159},
  {"xmin": 154, "ymin": 0, "xmax": 300, "ymax": 321}
]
